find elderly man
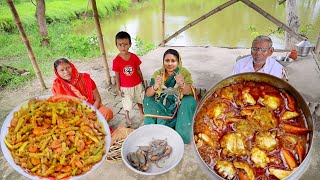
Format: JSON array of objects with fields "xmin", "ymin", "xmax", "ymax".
[{"xmin": 232, "ymin": 36, "xmax": 284, "ymax": 79}]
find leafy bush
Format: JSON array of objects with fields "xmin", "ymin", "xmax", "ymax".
[
  {"xmin": 0, "ymin": 67, "xmax": 14, "ymax": 87},
  {"xmin": 51, "ymin": 34, "xmax": 100, "ymax": 58},
  {"xmin": 246, "ymin": 24, "xmax": 314, "ymax": 39},
  {"xmin": 133, "ymin": 36, "xmax": 157, "ymax": 56},
  {"xmin": 299, "ymin": 24, "xmax": 313, "ymax": 38},
  {"xmin": 246, "ymin": 25, "xmax": 260, "ymax": 37}
]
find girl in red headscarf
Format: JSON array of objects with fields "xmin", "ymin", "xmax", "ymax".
[{"xmin": 52, "ymin": 58, "xmax": 113, "ymax": 121}]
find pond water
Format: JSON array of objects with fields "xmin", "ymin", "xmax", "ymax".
[{"xmin": 75, "ymin": 0, "xmax": 320, "ymax": 54}]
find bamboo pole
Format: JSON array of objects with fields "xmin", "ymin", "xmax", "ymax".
[
  {"xmin": 315, "ymin": 31, "xmax": 320, "ymax": 54},
  {"xmin": 278, "ymin": 0, "xmax": 286, "ymax": 5},
  {"xmin": 161, "ymin": 0, "xmax": 165, "ymax": 46},
  {"xmin": 91, "ymin": 0, "xmax": 111, "ymax": 85},
  {"xmin": 161, "ymin": 0, "xmax": 240, "ymax": 45},
  {"xmin": 6, "ymin": 0, "xmax": 46, "ymax": 89},
  {"xmin": 240, "ymin": 0, "xmax": 305, "ymax": 42},
  {"xmin": 85, "ymin": 0, "xmax": 91, "ymax": 17}
]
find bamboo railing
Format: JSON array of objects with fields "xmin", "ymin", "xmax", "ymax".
[
  {"xmin": 161, "ymin": 0, "xmax": 306, "ymax": 46},
  {"xmin": 91, "ymin": 0, "xmax": 111, "ymax": 85},
  {"xmin": 240, "ymin": 0, "xmax": 305, "ymax": 42},
  {"xmin": 160, "ymin": 0, "xmax": 240, "ymax": 46}
]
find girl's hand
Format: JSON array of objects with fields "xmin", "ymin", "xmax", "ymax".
[
  {"xmin": 153, "ymin": 75, "xmax": 162, "ymax": 90},
  {"xmin": 174, "ymin": 74, "xmax": 185, "ymax": 88}
]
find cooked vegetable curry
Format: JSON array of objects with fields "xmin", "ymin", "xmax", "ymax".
[
  {"xmin": 194, "ymin": 81, "xmax": 310, "ymax": 180},
  {"xmin": 4, "ymin": 96, "xmax": 107, "ymax": 179}
]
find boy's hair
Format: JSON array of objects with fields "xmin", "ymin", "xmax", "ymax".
[
  {"xmin": 115, "ymin": 31, "xmax": 131, "ymax": 45},
  {"xmin": 54, "ymin": 58, "xmax": 70, "ymax": 70}
]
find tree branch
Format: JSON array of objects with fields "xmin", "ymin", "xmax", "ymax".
[
  {"xmin": 278, "ymin": 0, "xmax": 286, "ymax": 5},
  {"xmin": 30, "ymin": 0, "xmax": 36, "ymax": 6}
]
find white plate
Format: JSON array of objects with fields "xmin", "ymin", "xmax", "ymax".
[
  {"xmin": 0, "ymin": 95, "xmax": 111, "ymax": 180},
  {"xmin": 121, "ymin": 124, "xmax": 184, "ymax": 176}
]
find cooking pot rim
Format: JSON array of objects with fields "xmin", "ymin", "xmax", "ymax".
[{"xmin": 192, "ymin": 72, "xmax": 315, "ymax": 179}]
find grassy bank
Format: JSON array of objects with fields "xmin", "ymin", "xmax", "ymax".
[
  {"xmin": 0, "ymin": 20, "xmax": 98, "ymax": 87},
  {"xmin": 0, "ymin": 0, "xmax": 130, "ymax": 32},
  {"xmin": 0, "ymin": 0, "xmax": 156, "ymax": 88}
]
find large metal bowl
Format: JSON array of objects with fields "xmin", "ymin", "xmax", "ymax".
[
  {"xmin": 192, "ymin": 72, "xmax": 314, "ymax": 179},
  {"xmin": 121, "ymin": 124, "xmax": 184, "ymax": 176},
  {"xmin": 272, "ymin": 56, "xmax": 293, "ymax": 67},
  {"xmin": 1, "ymin": 95, "xmax": 111, "ymax": 180}
]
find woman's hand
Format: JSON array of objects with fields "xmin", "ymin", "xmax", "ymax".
[
  {"xmin": 92, "ymin": 88, "xmax": 102, "ymax": 109},
  {"xmin": 146, "ymin": 75, "xmax": 162, "ymax": 97},
  {"xmin": 174, "ymin": 74, "xmax": 185, "ymax": 88},
  {"xmin": 153, "ymin": 75, "xmax": 162, "ymax": 90},
  {"xmin": 175, "ymin": 74, "xmax": 191, "ymax": 95}
]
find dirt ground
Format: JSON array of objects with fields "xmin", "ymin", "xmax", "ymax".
[
  {"xmin": 0, "ymin": 56, "xmax": 211, "ymax": 180},
  {"xmin": 0, "ymin": 58, "xmax": 140, "ymax": 179},
  {"xmin": 1, "ymin": 47, "xmax": 320, "ymax": 179}
]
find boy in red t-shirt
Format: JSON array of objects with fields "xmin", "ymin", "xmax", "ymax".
[{"xmin": 112, "ymin": 31, "xmax": 145, "ymax": 127}]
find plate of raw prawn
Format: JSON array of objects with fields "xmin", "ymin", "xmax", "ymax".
[
  {"xmin": 0, "ymin": 95, "xmax": 111, "ymax": 180},
  {"xmin": 121, "ymin": 124, "xmax": 184, "ymax": 176}
]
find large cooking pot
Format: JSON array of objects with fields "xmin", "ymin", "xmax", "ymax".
[
  {"xmin": 296, "ymin": 40, "xmax": 314, "ymax": 57},
  {"xmin": 192, "ymin": 72, "xmax": 314, "ymax": 180}
]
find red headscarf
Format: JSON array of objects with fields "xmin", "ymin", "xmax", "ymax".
[{"xmin": 52, "ymin": 62, "xmax": 94, "ymax": 104}]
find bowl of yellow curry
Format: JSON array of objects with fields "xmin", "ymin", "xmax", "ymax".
[{"xmin": 1, "ymin": 95, "xmax": 111, "ymax": 180}]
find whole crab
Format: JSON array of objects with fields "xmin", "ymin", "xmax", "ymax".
[{"xmin": 158, "ymin": 86, "xmax": 180, "ymax": 106}]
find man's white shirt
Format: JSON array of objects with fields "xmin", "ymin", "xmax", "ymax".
[{"xmin": 232, "ymin": 56, "xmax": 283, "ymax": 78}]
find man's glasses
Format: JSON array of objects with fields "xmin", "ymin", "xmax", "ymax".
[{"xmin": 251, "ymin": 47, "xmax": 271, "ymax": 53}]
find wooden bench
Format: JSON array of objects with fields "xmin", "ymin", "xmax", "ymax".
[{"xmin": 143, "ymin": 80, "xmax": 208, "ymax": 101}]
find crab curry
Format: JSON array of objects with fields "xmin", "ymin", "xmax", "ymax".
[{"xmin": 194, "ymin": 81, "xmax": 310, "ymax": 180}]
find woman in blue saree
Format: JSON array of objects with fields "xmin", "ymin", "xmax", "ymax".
[{"xmin": 143, "ymin": 49, "xmax": 198, "ymax": 144}]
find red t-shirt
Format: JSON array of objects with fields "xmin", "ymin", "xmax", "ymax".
[
  {"xmin": 112, "ymin": 53, "xmax": 142, "ymax": 87},
  {"xmin": 91, "ymin": 78, "xmax": 97, "ymax": 90}
]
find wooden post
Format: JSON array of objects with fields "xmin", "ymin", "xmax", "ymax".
[
  {"xmin": 240, "ymin": 0, "xmax": 305, "ymax": 42},
  {"xmin": 6, "ymin": 0, "xmax": 47, "ymax": 89},
  {"xmin": 91, "ymin": 0, "xmax": 111, "ymax": 85},
  {"xmin": 315, "ymin": 31, "xmax": 320, "ymax": 55},
  {"xmin": 161, "ymin": 0, "xmax": 240, "ymax": 45},
  {"xmin": 161, "ymin": 0, "xmax": 165, "ymax": 46},
  {"xmin": 35, "ymin": 0, "xmax": 49, "ymax": 47}
]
